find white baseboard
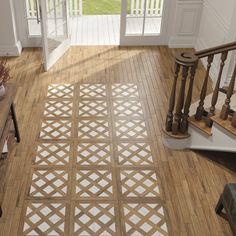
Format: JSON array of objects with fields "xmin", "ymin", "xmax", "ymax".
[{"xmin": 0, "ymin": 40, "xmax": 22, "ymax": 56}]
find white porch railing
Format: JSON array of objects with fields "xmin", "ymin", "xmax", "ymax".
[
  {"xmin": 68, "ymin": 0, "xmax": 83, "ymax": 16},
  {"xmin": 25, "ymin": 0, "xmax": 83, "ymax": 18},
  {"xmin": 25, "ymin": 0, "xmax": 163, "ymax": 18},
  {"xmin": 129, "ymin": 0, "xmax": 164, "ymax": 17}
]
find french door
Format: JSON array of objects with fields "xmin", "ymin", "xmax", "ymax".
[
  {"xmin": 39, "ymin": 0, "xmax": 70, "ymax": 71},
  {"xmin": 120, "ymin": 0, "xmax": 169, "ymax": 45}
]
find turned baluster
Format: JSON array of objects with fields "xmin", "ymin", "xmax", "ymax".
[
  {"xmin": 220, "ymin": 63, "xmax": 236, "ymax": 120},
  {"xmin": 232, "ymin": 112, "xmax": 236, "ymax": 127},
  {"xmin": 206, "ymin": 51, "xmax": 228, "ymax": 127},
  {"xmin": 165, "ymin": 63, "xmax": 180, "ymax": 131},
  {"xmin": 180, "ymin": 65, "xmax": 197, "ymax": 133},
  {"xmin": 195, "ymin": 55, "xmax": 214, "ymax": 120},
  {"xmin": 172, "ymin": 66, "xmax": 189, "ymax": 135}
]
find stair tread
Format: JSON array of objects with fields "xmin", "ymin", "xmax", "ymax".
[
  {"xmin": 188, "ymin": 115, "xmax": 212, "ymax": 136},
  {"xmin": 211, "ymin": 113, "xmax": 236, "ymax": 137},
  {"xmin": 190, "ymin": 92, "xmax": 236, "ymax": 116}
]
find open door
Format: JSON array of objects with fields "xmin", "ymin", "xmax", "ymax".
[
  {"xmin": 120, "ymin": 0, "xmax": 169, "ymax": 45},
  {"xmin": 39, "ymin": 0, "xmax": 70, "ymax": 71}
]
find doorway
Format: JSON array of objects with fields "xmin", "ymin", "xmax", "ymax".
[
  {"xmin": 70, "ymin": 0, "xmax": 121, "ymax": 45},
  {"xmin": 120, "ymin": 0, "xmax": 168, "ymax": 45},
  {"xmin": 20, "ymin": 0, "xmax": 168, "ymax": 46}
]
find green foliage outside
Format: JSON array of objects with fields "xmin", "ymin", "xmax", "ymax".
[{"xmin": 83, "ymin": 0, "xmax": 122, "ymax": 15}]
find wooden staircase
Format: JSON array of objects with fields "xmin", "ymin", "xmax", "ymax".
[{"xmin": 163, "ymin": 41, "xmax": 236, "ymax": 152}]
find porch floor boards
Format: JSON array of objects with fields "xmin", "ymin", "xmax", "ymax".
[{"xmin": 70, "ymin": 15, "xmax": 120, "ymax": 45}]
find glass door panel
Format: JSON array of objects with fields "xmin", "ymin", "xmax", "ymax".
[
  {"xmin": 39, "ymin": 0, "xmax": 70, "ymax": 71},
  {"xmin": 120, "ymin": 0, "xmax": 168, "ymax": 45}
]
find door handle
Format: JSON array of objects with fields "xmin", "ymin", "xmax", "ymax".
[{"xmin": 35, "ymin": 0, "xmax": 41, "ymax": 24}]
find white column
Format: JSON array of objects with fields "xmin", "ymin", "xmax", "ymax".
[{"xmin": 0, "ymin": 0, "xmax": 22, "ymax": 56}]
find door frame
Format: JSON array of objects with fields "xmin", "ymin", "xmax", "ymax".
[
  {"xmin": 14, "ymin": 0, "xmax": 42, "ymax": 47},
  {"xmin": 39, "ymin": 0, "xmax": 71, "ymax": 71},
  {"xmin": 119, "ymin": 0, "xmax": 171, "ymax": 46}
]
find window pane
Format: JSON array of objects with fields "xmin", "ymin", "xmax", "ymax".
[
  {"xmin": 144, "ymin": 17, "xmax": 161, "ymax": 35},
  {"xmin": 126, "ymin": 17, "xmax": 144, "ymax": 35}
]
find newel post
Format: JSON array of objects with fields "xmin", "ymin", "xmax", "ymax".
[{"xmin": 165, "ymin": 52, "xmax": 198, "ymax": 136}]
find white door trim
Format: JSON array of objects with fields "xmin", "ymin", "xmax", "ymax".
[{"xmin": 120, "ymin": 0, "xmax": 170, "ymax": 46}]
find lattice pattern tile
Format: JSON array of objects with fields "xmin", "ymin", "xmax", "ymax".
[
  {"xmin": 120, "ymin": 170, "xmax": 160, "ymax": 197},
  {"xmin": 79, "ymin": 100, "xmax": 108, "ymax": 117},
  {"xmin": 74, "ymin": 202, "xmax": 116, "ymax": 235},
  {"xmin": 74, "ymin": 170, "xmax": 113, "ymax": 199},
  {"xmin": 40, "ymin": 120, "xmax": 72, "ymax": 140},
  {"xmin": 29, "ymin": 170, "xmax": 68, "ymax": 198},
  {"xmin": 117, "ymin": 143, "xmax": 154, "ymax": 166},
  {"xmin": 122, "ymin": 203, "xmax": 168, "ymax": 236},
  {"xmin": 77, "ymin": 143, "xmax": 111, "ymax": 166},
  {"xmin": 115, "ymin": 120, "xmax": 148, "ymax": 139},
  {"xmin": 47, "ymin": 84, "xmax": 74, "ymax": 99},
  {"xmin": 78, "ymin": 120, "xmax": 110, "ymax": 140},
  {"xmin": 33, "ymin": 143, "xmax": 70, "ymax": 166},
  {"xmin": 43, "ymin": 100, "xmax": 73, "ymax": 118},
  {"xmin": 112, "ymin": 84, "xmax": 139, "ymax": 98},
  {"xmin": 22, "ymin": 202, "xmax": 66, "ymax": 235},
  {"xmin": 79, "ymin": 84, "xmax": 106, "ymax": 98},
  {"xmin": 113, "ymin": 100, "xmax": 143, "ymax": 117}
]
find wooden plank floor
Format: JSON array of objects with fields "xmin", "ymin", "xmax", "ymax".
[{"xmin": 0, "ymin": 46, "xmax": 235, "ymax": 235}]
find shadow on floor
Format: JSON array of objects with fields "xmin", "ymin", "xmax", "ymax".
[{"xmin": 196, "ymin": 150, "xmax": 236, "ymax": 173}]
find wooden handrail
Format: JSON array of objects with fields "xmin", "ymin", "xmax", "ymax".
[
  {"xmin": 165, "ymin": 41, "xmax": 236, "ymax": 138},
  {"xmin": 195, "ymin": 41, "xmax": 236, "ymax": 58}
]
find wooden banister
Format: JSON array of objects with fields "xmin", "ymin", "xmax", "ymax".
[
  {"xmin": 195, "ymin": 42, "xmax": 236, "ymax": 58},
  {"xmin": 165, "ymin": 41, "xmax": 236, "ymax": 138}
]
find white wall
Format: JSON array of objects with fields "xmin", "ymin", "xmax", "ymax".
[
  {"xmin": 0, "ymin": 0, "xmax": 22, "ymax": 56},
  {"xmin": 168, "ymin": 0, "xmax": 203, "ymax": 48},
  {"xmin": 195, "ymin": 0, "xmax": 236, "ymax": 86}
]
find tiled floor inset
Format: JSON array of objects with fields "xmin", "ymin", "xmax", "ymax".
[
  {"xmin": 122, "ymin": 203, "xmax": 168, "ymax": 236},
  {"xmin": 40, "ymin": 120, "xmax": 72, "ymax": 140},
  {"xmin": 79, "ymin": 84, "xmax": 107, "ymax": 98},
  {"xmin": 115, "ymin": 120, "xmax": 148, "ymax": 140},
  {"xmin": 78, "ymin": 120, "xmax": 110, "ymax": 140},
  {"xmin": 21, "ymin": 82, "xmax": 168, "ymax": 235},
  {"xmin": 47, "ymin": 84, "xmax": 74, "ymax": 99},
  {"xmin": 33, "ymin": 143, "xmax": 71, "ymax": 166},
  {"xmin": 44, "ymin": 100, "xmax": 73, "ymax": 118},
  {"xmin": 73, "ymin": 202, "xmax": 117, "ymax": 235},
  {"xmin": 77, "ymin": 143, "xmax": 112, "ymax": 166},
  {"xmin": 113, "ymin": 100, "xmax": 143, "ymax": 117},
  {"xmin": 120, "ymin": 170, "xmax": 160, "ymax": 197},
  {"xmin": 22, "ymin": 201, "xmax": 67, "ymax": 236},
  {"xmin": 112, "ymin": 84, "xmax": 139, "ymax": 98},
  {"xmin": 29, "ymin": 169, "xmax": 69, "ymax": 198},
  {"xmin": 117, "ymin": 143, "xmax": 154, "ymax": 166},
  {"xmin": 74, "ymin": 169, "xmax": 114, "ymax": 199},
  {"xmin": 79, "ymin": 100, "xmax": 108, "ymax": 117}
]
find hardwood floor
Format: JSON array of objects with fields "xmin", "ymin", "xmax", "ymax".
[{"xmin": 0, "ymin": 46, "xmax": 235, "ymax": 235}]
